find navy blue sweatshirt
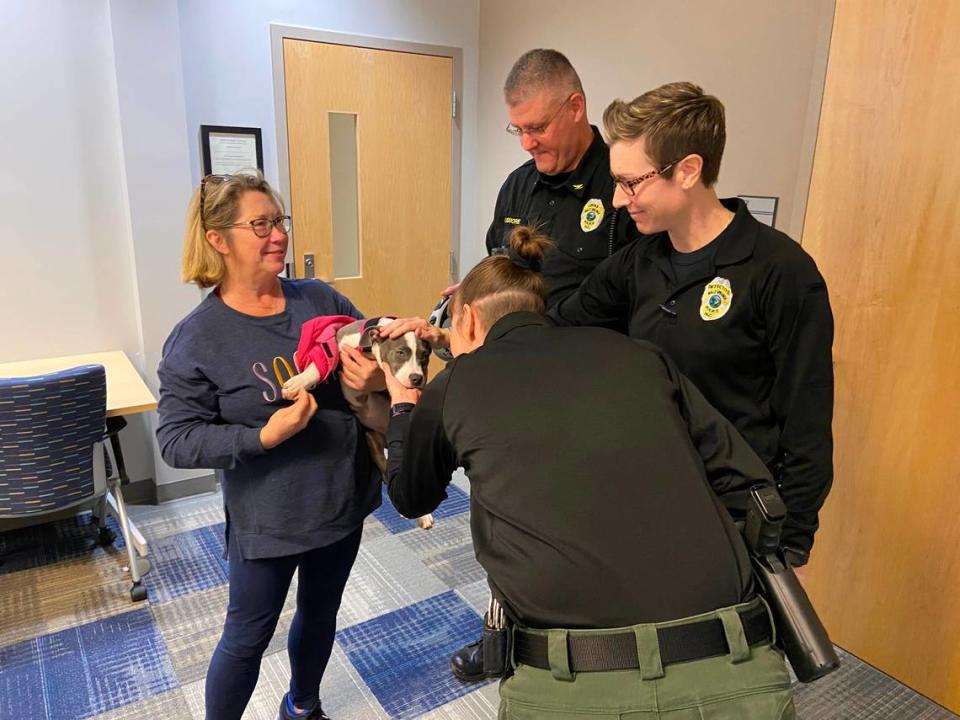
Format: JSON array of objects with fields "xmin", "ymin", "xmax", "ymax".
[{"xmin": 156, "ymin": 278, "xmax": 381, "ymax": 559}]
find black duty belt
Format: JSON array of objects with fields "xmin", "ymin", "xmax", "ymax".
[{"xmin": 514, "ymin": 604, "xmax": 772, "ymax": 673}]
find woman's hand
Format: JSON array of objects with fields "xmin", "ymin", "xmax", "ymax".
[
  {"xmin": 259, "ymin": 388, "xmax": 317, "ymax": 450},
  {"xmin": 340, "ymin": 345, "xmax": 387, "ymax": 392},
  {"xmin": 380, "ymin": 316, "xmax": 450, "ymax": 347},
  {"xmin": 381, "ymin": 361, "xmax": 422, "ymax": 405}
]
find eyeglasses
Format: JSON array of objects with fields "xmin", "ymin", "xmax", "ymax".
[
  {"xmin": 505, "ymin": 95, "xmax": 574, "ymax": 138},
  {"xmin": 611, "ymin": 160, "xmax": 680, "ymax": 196},
  {"xmin": 222, "ymin": 215, "xmax": 292, "ymax": 238},
  {"xmin": 200, "ymin": 174, "xmax": 292, "ymax": 237},
  {"xmin": 199, "ymin": 174, "xmax": 232, "ymax": 226}
]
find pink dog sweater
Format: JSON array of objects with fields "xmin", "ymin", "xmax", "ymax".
[{"xmin": 294, "ymin": 315, "xmax": 358, "ymax": 382}]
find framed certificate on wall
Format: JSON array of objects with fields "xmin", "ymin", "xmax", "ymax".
[{"xmin": 200, "ymin": 125, "xmax": 264, "ymax": 175}]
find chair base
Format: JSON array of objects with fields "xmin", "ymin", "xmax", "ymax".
[{"xmin": 105, "ymin": 483, "xmax": 151, "ymax": 600}]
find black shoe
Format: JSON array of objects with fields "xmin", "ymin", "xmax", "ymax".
[
  {"xmin": 277, "ymin": 693, "xmax": 331, "ymax": 720},
  {"xmin": 450, "ymin": 639, "xmax": 499, "ymax": 682}
]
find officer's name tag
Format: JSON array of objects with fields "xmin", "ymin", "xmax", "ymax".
[{"xmin": 700, "ymin": 277, "xmax": 733, "ymax": 321}]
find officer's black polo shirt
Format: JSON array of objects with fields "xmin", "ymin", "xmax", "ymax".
[
  {"xmin": 385, "ymin": 312, "xmax": 773, "ymax": 629},
  {"xmin": 485, "ymin": 126, "xmax": 634, "ymax": 307},
  {"xmin": 551, "ymin": 199, "xmax": 834, "ymax": 562}
]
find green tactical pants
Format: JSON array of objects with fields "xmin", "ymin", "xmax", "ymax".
[{"xmin": 498, "ymin": 599, "xmax": 794, "ymax": 720}]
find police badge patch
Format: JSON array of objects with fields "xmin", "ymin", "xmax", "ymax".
[
  {"xmin": 700, "ymin": 277, "xmax": 733, "ymax": 321},
  {"xmin": 580, "ymin": 199, "xmax": 605, "ymax": 232}
]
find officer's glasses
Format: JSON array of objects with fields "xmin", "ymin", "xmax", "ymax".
[
  {"xmin": 612, "ymin": 161, "xmax": 679, "ymax": 196},
  {"xmin": 506, "ymin": 95, "xmax": 574, "ymax": 138}
]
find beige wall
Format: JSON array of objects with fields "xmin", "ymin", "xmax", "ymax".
[{"xmin": 471, "ymin": 0, "xmax": 834, "ymax": 269}]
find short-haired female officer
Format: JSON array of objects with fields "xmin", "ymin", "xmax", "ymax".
[{"xmin": 552, "ymin": 82, "xmax": 834, "ymax": 570}]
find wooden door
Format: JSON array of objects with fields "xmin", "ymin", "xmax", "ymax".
[
  {"xmin": 801, "ymin": 1, "xmax": 960, "ymax": 711},
  {"xmin": 283, "ymin": 40, "xmax": 453, "ymax": 321}
]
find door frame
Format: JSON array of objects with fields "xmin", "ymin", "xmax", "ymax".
[{"xmin": 270, "ymin": 24, "xmax": 463, "ymax": 282}]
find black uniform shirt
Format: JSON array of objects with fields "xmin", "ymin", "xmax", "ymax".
[
  {"xmin": 485, "ymin": 126, "xmax": 635, "ymax": 307},
  {"xmin": 550, "ymin": 199, "xmax": 834, "ymax": 561},
  {"xmin": 386, "ymin": 313, "xmax": 774, "ymax": 629}
]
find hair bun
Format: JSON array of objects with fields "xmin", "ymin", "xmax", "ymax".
[{"xmin": 507, "ymin": 226, "xmax": 552, "ymax": 273}]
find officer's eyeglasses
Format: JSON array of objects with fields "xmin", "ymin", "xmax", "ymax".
[
  {"xmin": 612, "ymin": 160, "xmax": 679, "ymax": 196},
  {"xmin": 220, "ymin": 215, "xmax": 293, "ymax": 238},
  {"xmin": 506, "ymin": 95, "xmax": 574, "ymax": 138}
]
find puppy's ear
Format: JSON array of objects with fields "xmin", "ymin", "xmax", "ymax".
[{"xmin": 359, "ymin": 325, "xmax": 380, "ymax": 351}]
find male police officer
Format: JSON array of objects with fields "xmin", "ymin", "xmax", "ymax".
[
  {"xmin": 447, "ymin": 48, "xmax": 635, "ymax": 681},
  {"xmin": 485, "ymin": 48, "xmax": 634, "ymax": 308},
  {"xmin": 380, "ymin": 241, "xmax": 795, "ymax": 720}
]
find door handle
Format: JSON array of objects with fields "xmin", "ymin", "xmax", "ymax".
[{"xmin": 302, "ymin": 254, "xmax": 335, "ymax": 284}]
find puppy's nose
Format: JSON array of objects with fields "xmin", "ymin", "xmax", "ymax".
[{"xmin": 409, "ymin": 374, "xmax": 424, "ymax": 388}]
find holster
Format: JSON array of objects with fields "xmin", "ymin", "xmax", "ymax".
[
  {"xmin": 744, "ymin": 485, "xmax": 840, "ymax": 682},
  {"xmin": 482, "ymin": 598, "xmax": 513, "ymax": 677},
  {"xmin": 482, "ymin": 623, "xmax": 509, "ymax": 676}
]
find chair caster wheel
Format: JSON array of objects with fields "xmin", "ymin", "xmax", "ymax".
[
  {"xmin": 130, "ymin": 582, "xmax": 147, "ymax": 602},
  {"xmin": 98, "ymin": 527, "xmax": 116, "ymax": 546}
]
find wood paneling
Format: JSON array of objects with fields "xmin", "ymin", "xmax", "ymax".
[{"xmin": 801, "ymin": 1, "xmax": 960, "ymax": 710}]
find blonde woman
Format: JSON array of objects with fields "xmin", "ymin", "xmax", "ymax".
[{"xmin": 157, "ymin": 172, "xmax": 383, "ymax": 720}]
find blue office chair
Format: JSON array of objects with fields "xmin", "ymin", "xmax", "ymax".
[{"xmin": 0, "ymin": 364, "xmax": 150, "ymax": 601}]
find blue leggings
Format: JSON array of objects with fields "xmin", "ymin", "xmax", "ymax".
[{"xmin": 205, "ymin": 527, "xmax": 363, "ymax": 720}]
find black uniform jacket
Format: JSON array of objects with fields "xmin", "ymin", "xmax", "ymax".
[
  {"xmin": 550, "ymin": 199, "xmax": 834, "ymax": 562},
  {"xmin": 485, "ymin": 126, "xmax": 636, "ymax": 308},
  {"xmin": 386, "ymin": 312, "xmax": 774, "ymax": 629}
]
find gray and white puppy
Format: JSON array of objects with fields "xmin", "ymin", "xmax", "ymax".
[{"xmin": 282, "ymin": 318, "xmax": 434, "ymax": 529}]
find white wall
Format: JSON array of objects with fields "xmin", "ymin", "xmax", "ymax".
[
  {"xmin": 0, "ymin": 1, "xmax": 141, "ymax": 363},
  {"xmin": 107, "ymin": 0, "xmax": 205, "ymax": 488},
  {"xmin": 475, "ymin": 0, "xmax": 835, "ymax": 263},
  {"xmin": 0, "ymin": 1, "xmax": 164, "ymax": 485},
  {"xmin": 176, "ymin": 0, "xmax": 481, "ymax": 273},
  {"xmin": 0, "ymin": 1, "xmax": 201, "ymax": 488}
]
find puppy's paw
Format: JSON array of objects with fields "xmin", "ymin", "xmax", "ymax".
[
  {"xmin": 281, "ymin": 376, "xmax": 309, "ymax": 400},
  {"xmin": 282, "ymin": 364, "xmax": 321, "ymax": 399},
  {"xmin": 417, "ymin": 514, "xmax": 434, "ymax": 530}
]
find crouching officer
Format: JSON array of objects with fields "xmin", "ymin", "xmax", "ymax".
[
  {"xmin": 450, "ymin": 47, "xmax": 637, "ymax": 682},
  {"xmin": 380, "ymin": 226, "xmax": 796, "ymax": 720}
]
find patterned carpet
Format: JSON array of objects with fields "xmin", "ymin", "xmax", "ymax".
[{"xmin": 0, "ymin": 474, "xmax": 956, "ymax": 719}]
